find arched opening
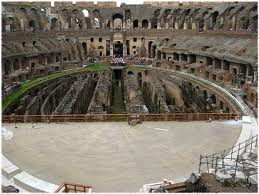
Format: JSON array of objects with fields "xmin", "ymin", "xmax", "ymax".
[
  {"xmin": 133, "ymin": 20, "xmax": 139, "ymax": 28},
  {"xmin": 173, "ymin": 53, "xmax": 179, "ymax": 61},
  {"xmin": 8, "ymin": 17, "xmax": 14, "ymax": 31},
  {"xmin": 31, "ymin": 8, "xmax": 37, "ymax": 14},
  {"xmin": 211, "ymin": 11, "xmax": 219, "ymax": 29},
  {"xmin": 142, "ymin": 19, "xmax": 148, "ymax": 28},
  {"xmin": 181, "ymin": 54, "xmax": 187, "ymax": 61},
  {"xmin": 2, "ymin": 19, "xmax": 7, "ymax": 32},
  {"xmin": 29, "ymin": 20, "xmax": 36, "ymax": 32},
  {"xmin": 20, "ymin": 7, "xmax": 26, "ymax": 13},
  {"xmin": 132, "ymin": 46, "xmax": 137, "ymax": 55},
  {"xmin": 151, "ymin": 18, "xmax": 157, "ymax": 29},
  {"xmin": 127, "ymin": 71, "xmax": 134, "ymax": 75},
  {"xmin": 207, "ymin": 57, "xmax": 213, "ymax": 66},
  {"xmin": 98, "ymin": 46, "xmax": 104, "ymax": 56},
  {"xmin": 114, "ymin": 41, "xmax": 123, "ymax": 57},
  {"xmin": 137, "ymin": 72, "xmax": 142, "ymax": 87},
  {"xmin": 148, "ymin": 41, "xmax": 153, "ymax": 58},
  {"xmin": 203, "ymin": 90, "xmax": 208, "ymax": 100},
  {"xmin": 51, "ymin": 18, "xmax": 58, "ymax": 30},
  {"xmin": 72, "ymin": 9, "xmax": 79, "ymax": 15},
  {"xmin": 210, "ymin": 95, "xmax": 216, "ymax": 104},
  {"xmin": 157, "ymin": 50, "xmax": 162, "ymax": 60},
  {"xmin": 75, "ymin": 18, "xmax": 82, "ymax": 29},
  {"xmin": 82, "ymin": 42, "xmax": 87, "ymax": 55},
  {"xmin": 112, "ymin": 13, "xmax": 123, "ymax": 29},
  {"xmin": 114, "ymin": 18, "xmax": 122, "ymax": 29},
  {"xmin": 219, "ymin": 101, "xmax": 224, "ymax": 110},
  {"xmin": 94, "ymin": 18, "xmax": 100, "ymax": 29},
  {"xmin": 82, "ymin": 9, "xmax": 89, "ymax": 17}
]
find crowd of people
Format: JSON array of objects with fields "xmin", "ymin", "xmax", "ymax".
[{"xmin": 111, "ymin": 57, "xmax": 126, "ymax": 66}]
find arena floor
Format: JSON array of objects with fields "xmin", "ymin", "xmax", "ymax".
[{"xmin": 2, "ymin": 121, "xmax": 242, "ymax": 192}]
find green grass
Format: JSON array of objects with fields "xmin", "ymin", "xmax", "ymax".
[
  {"xmin": 2, "ymin": 64, "xmax": 110, "ymax": 112},
  {"xmin": 126, "ymin": 65, "xmax": 149, "ymax": 71}
]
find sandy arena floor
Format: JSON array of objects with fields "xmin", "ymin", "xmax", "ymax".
[{"xmin": 2, "ymin": 121, "xmax": 242, "ymax": 192}]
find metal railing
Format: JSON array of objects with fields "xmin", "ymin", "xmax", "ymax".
[
  {"xmin": 2, "ymin": 113, "xmax": 239, "ymax": 123},
  {"xmin": 55, "ymin": 182, "xmax": 92, "ymax": 193},
  {"xmin": 199, "ymin": 135, "xmax": 258, "ymax": 180}
]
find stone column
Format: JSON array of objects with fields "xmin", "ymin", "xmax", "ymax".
[
  {"xmin": 110, "ymin": 20, "xmax": 113, "ymax": 29},
  {"xmin": 191, "ymin": 23, "xmax": 195, "ymax": 30},
  {"xmin": 183, "ymin": 22, "xmax": 188, "ymax": 30},
  {"xmin": 123, "ymin": 43, "xmax": 127, "ymax": 56},
  {"xmin": 175, "ymin": 22, "xmax": 179, "ymax": 30},
  {"xmin": 110, "ymin": 44, "xmax": 113, "ymax": 57},
  {"xmin": 157, "ymin": 20, "xmax": 161, "ymax": 29},
  {"xmin": 123, "ymin": 20, "xmax": 126, "ymax": 29},
  {"xmin": 187, "ymin": 55, "xmax": 191, "ymax": 63},
  {"xmin": 148, "ymin": 21, "xmax": 151, "ymax": 29}
]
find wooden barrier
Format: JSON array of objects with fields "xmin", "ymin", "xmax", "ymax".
[
  {"xmin": 55, "ymin": 182, "xmax": 92, "ymax": 193},
  {"xmin": 2, "ymin": 113, "xmax": 240, "ymax": 123}
]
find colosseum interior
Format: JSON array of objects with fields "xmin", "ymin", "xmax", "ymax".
[{"xmin": 1, "ymin": 0, "xmax": 258, "ymax": 193}]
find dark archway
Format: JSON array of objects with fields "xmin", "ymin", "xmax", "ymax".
[
  {"xmin": 133, "ymin": 20, "xmax": 139, "ymax": 28},
  {"xmin": 137, "ymin": 72, "xmax": 142, "ymax": 87},
  {"xmin": 82, "ymin": 42, "xmax": 87, "ymax": 55},
  {"xmin": 142, "ymin": 19, "xmax": 148, "ymax": 28},
  {"xmin": 114, "ymin": 41, "xmax": 123, "ymax": 57},
  {"xmin": 29, "ymin": 20, "xmax": 36, "ymax": 32},
  {"xmin": 51, "ymin": 18, "xmax": 58, "ymax": 30}
]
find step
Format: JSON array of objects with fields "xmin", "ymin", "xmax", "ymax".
[
  {"xmin": 2, "ymin": 155, "xmax": 22, "ymax": 179},
  {"xmin": 13, "ymin": 171, "xmax": 59, "ymax": 193}
]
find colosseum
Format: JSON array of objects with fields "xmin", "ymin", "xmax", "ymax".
[{"xmin": 1, "ymin": 0, "xmax": 258, "ymax": 193}]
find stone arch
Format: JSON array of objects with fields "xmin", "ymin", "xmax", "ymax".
[
  {"xmin": 29, "ymin": 20, "xmax": 36, "ymax": 32},
  {"xmin": 2, "ymin": 18, "xmax": 7, "ymax": 32},
  {"xmin": 142, "ymin": 19, "xmax": 148, "ymax": 28},
  {"xmin": 20, "ymin": 7, "xmax": 26, "ymax": 13},
  {"xmin": 97, "ymin": 46, "xmax": 104, "ymax": 56},
  {"xmin": 132, "ymin": 46, "xmax": 137, "ymax": 55},
  {"xmin": 94, "ymin": 18, "xmax": 100, "ymax": 29},
  {"xmin": 72, "ymin": 9, "xmax": 79, "ymax": 15},
  {"xmin": 112, "ymin": 13, "xmax": 123, "ymax": 29},
  {"xmin": 82, "ymin": 42, "xmax": 87, "ymax": 55},
  {"xmin": 51, "ymin": 17, "xmax": 58, "ymax": 30},
  {"xmin": 75, "ymin": 17, "xmax": 83, "ymax": 29},
  {"xmin": 154, "ymin": 9, "xmax": 161, "ymax": 17},
  {"xmin": 210, "ymin": 94, "xmax": 216, "ymax": 104},
  {"xmin": 82, "ymin": 9, "xmax": 89, "ymax": 17},
  {"xmin": 151, "ymin": 18, "xmax": 157, "ymax": 28},
  {"xmin": 157, "ymin": 50, "xmax": 162, "ymax": 60},
  {"xmin": 203, "ymin": 90, "xmax": 208, "ymax": 100},
  {"xmin": 31, "ymin": 8, "xmax": 37, "ymax": 13},
  {"xmin": 127, "ymin": 71, "xmax": 134, "ymax": 75},
  {"xmin": 133, "ymin": 20, "xmax": 139, "ymax": 28},
  {"xmin": 219, "ymin": 100, "xmax": 224, "ymax": 110}
]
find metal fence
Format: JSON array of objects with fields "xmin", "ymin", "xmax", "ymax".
[
  {"xmin": 2, "ymin": 113, "xmax": 239, "ymax": 123},
  {"xmin": 199, "ymin": 135, "xmax": 258, "ymax": 180}
]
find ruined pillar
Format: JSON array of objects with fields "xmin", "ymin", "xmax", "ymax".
[
  {"xmin": 123, "ymin": 20, "xmax": 126, "ymax": 29},
  {"xmin": 175, "ymin": 22, "xmax": 179, "ymax": 30},
  {"xmin": 110, "ymin": 43, "xmax": 113, "ymax": 57},
  {"xmin": 183, "ymin": 22, "xmax": 188, "ymax": 30},
  {"xmin": 123, "ymin": 43, "xmax": 127, "ymax": 56},
  {"xmin": 148, "ymin": 21, "xmax": 151, "ymax": 29},
  {"xmin": 157, "ymin": 21, "xmax": 161, "ymax": 29}
]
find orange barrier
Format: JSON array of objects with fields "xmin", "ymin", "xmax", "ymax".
[
  {"xmin": 2, "ymin": 113, "xmax": 239, "ymax": 123},
  {"xmin": 55, "ymin": 182, "xmax": 92, "ymax": 193}
]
